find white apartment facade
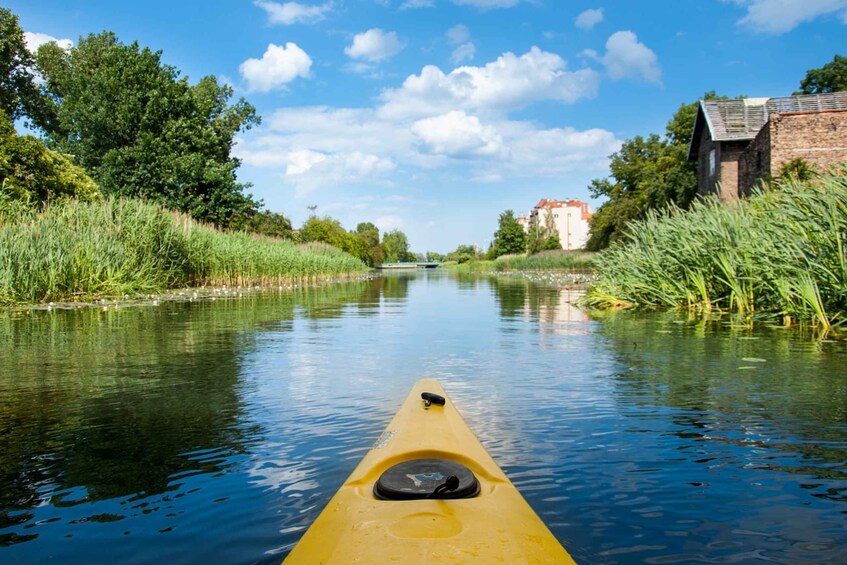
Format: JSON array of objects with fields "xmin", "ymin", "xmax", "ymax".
[{"xmin": 526, "ymin": 199, "xmax": 592, "ymax": 250}]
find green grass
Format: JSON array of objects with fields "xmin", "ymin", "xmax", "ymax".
[
  {"xmin": 584, "ymin": 168, "xmax": 847, "ymax": 329},
  {"xmin": 492, "ymin": 250, "xmax": 595, "ymax": 271},
  {"xmin": 0, "ymin": 197, "xmax": 368, "ymax": 304},
  {"xmin": 441, "ymin": 250, "xmax": 595, "ymax": 272}
]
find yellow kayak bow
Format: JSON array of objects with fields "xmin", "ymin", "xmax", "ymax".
[{"xmin": 283, "ymin": 379, "xmax": 576, "ymax": 564}]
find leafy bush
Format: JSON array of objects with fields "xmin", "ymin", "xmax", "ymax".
[{"xmin": 0, "ymin": 110, "xmax": 99, "ymax": 208}]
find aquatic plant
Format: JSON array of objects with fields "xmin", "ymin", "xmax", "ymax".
[
  {"xmin": 492, "ymin": 250, "xmax": 595, "ymax": 272},
  {"xmin": 0, "ymin": 198, "xmax": 368, "ymax": 304},
  {"xmin": 585, "ymin": 168, "xmax": 847, "ymax": 328}
]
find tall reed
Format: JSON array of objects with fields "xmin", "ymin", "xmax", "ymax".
[
  {"xmin": 0, "ymin": 198, "xmax": 368, "ymax": 304},
  {"xmin": 584, "ymin": 168, "xmax": 847, "ymax": 328},
  {"xmin": 493, "ymin": 250, "xmax": 595, "ymax": 271}
]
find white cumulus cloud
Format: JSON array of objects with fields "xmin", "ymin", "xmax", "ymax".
[
  {"xmin": 412, "ymin": 111, "xmax": 503, "ymax": 157},
  {"xmin": 233, "ymin": 47, "xmax": 621, "ymax": 193},
  {"xmin": 286, "ymin": 149, "xmax": 327, "ymax": 175},
  {"xmin": 345, "ymin": 29, "xmax": 404, "ymax": 62},
  {"xmin": 287, "ymin": 151, "xmax": 396, "ymax": 195},
  {"xmin": 575, "ymin": 8, "xmax": 604, "ymax": 30},
  {"xmin": 239, "ymin": 42, "xmax": 312, "ymax": 92},
  {"xmin": 23, "ymin": 31, "xmax": 73, "ymax": 52},
  {"xmin": 600, "ymin": 31, "xmax": 661, "ymax": 84},
  {"xmin": 446, "ymin": 24, "xmax": 470, "ymax": 44},
  {"xmin": 733, "ymin": 0, "xmax": 847, "ymax": 33},
  {"xmin": 451, "ymin": 42, "xmax": 476, "ymax": 64},
  {"xmin": 501, "ymin": 122, "xmax": 621, "ymax": 175},
  {"xmin": 254, "ymin": 1, "xmax": 333, "ymax": 25},
  {"xmin": 379, "ymin": 46, "xmax": 599, "ymax": 119}
]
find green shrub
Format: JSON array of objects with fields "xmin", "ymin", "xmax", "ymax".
[{"xmin": 0, "ymin": 110, "xmax": 99, "ymax": 208}]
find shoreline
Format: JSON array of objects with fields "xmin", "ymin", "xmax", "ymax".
[{"xmin": 3, "ymin": 273, "xmax": 377, "ymax": 313}]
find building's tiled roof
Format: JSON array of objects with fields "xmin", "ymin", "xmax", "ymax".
[
  {"xmin": 531, "ymin": 199, "xmax": 592, "ymax": 220},
  {"xmin": 689, "ymin": 91, "xmax": 847, "ymax": 160},
  {"xmin": 701, "ymin": 98, "xmax": 769, "ymax": 141}
]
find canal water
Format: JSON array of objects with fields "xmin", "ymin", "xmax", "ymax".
[{"xmin": 2, "ymin": 272, "xmax": 847, "ymax": 564}]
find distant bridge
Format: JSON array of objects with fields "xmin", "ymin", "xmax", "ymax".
[{"xmin": 376, "ymin": 262, "xmax": 440, "ymax": 270}]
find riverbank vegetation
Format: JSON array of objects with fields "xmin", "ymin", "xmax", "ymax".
[
  {"xmin": 584, "ymin": 93, "xmax": 724, "ymax": 251},
  {"xmin": 441, "ymin": 249, "xmax": 594, "ymax": 272},
  {"xmin": 584, "ymin": 55, "xmax": 845, "ymax": 252},
  {"xmin": 0, "ymin": 7, "xmax": 389, "ymax": 306},
  {"xmin": 0, "ymin": 197, "xmax": 368, "ymax": 304},
  {"xmin": 583, "ymin": 170, "xmax": 847, "ymax": 330}
]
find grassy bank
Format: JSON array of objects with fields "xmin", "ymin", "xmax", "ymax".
[
  {"xmin": 0, "ymin": 198, "xmax": 368, "ymax": 304},
  {"xmin": 491, "ymin": 250, "xmax": 595, "ymax": 271},
  {"xmin": 583, "ymin": 170, "xmax": 847, "ymax": 329},
  {"xmin": 442, "ymin": 250, "xmax": 595, "ymax": 272}
]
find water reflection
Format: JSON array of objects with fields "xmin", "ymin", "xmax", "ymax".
[
  {"xmin": 489, "ymin": 276, "xmax": 589, "ymax": 327},
  {"xmin": 1, "ymin": 273, "xmax": 847, "ymax": 564},
  {"xmin": 579, "ymin": 310, "xmax": 847, "ymax": 563},
  {"xmin": 0, "ymin": 282, "xmax": 385, "ymax": 558}
]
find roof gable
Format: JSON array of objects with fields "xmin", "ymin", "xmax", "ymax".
[{"xmin": 688, "ymin": 91, "xmax": 847, "ymax": 161}]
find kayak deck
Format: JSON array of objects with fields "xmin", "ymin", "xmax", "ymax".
[{"xmin": 283, "ymin": 379, "xmax": 576, "ymax": 564}]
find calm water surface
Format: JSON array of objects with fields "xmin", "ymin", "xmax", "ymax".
[{"xmin": 2, "ymin": 272, "xmax": 847, "ymax": 564}]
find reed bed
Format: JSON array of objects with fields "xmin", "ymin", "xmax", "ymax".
[
  {"xmin": 0, "ymin": 198, "xmax": 368, "ymax": 304},
  {"xmin": 584, "ymin": 169, "xmax": 847, "ymax": 329},
  {"xmin": 493, "ymin": 250, "xmax": 595, "ymax": 271}
]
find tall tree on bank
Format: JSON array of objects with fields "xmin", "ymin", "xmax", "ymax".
[
  {"xmin": 795, "ymin": 54, "xmax": 847, "ymax": 94},
  {"xmin": 300, "ymin": 216, "xmax": 349, "ymax": 249},
  {"xmin": 35, "ymin": 32, "xmax": 260, "ymax": 226},
  {"xmin": 0, "ymin": 8, "xmax": 53, "ymax": 131},
  {"xmin": 382, "ymin": 229, "xmax": 414, "ymax": 262},
  {"xmin": 355, "ymin": 222, "xmax": 385, "ymax": 267},
  {"xmin": 490, "ymin": 210, "xmax": 527, "ymax": 258},
  {"xmin": 527, "ymin": 209, "xmax": 561, "ymax": 254},
  {"xmin": 586, "ymin": 93, "xmax": 725, "ymax": 250}
]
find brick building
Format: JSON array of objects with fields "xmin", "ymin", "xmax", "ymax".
[{"xmin": 688, "ymin": 92, "xmax": 847, "ymax": 200}]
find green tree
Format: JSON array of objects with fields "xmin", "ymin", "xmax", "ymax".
[
  {"xmin": 355, "ymin": 222, "xmax": 378, "ymax": 234},
  {"xmin": 445, "ymin": 244, "xmax": 480, "ymax": 263},
  {"xmin": 0, "ymin": 110, "xmax": 98, "ymax": 206},
  {"xmin": 491, "ymin": 210, "xmax": 527, "ymax": 258},
  {"xmin": 527, "ymin": 209, "xmax": 561, "ymax": 254},
  {"xmin": 35, "ymin": 32, "xmax": 260, "ymax": 226},
  {"xmin": 585, "ymin": 94, "xmax": 727, "ymax": 250},
  {"xmin": 796, "ymin": 54, "xmax": 847, "ymax": 94},
  {"xmin": 382, "ymin": 229, "xmax": 411, "ymax": 262},
  {"xmin": 0, "ymin": 8, "xmax": 53, "ymax": 130},
  {"xmin": 299, "ymin": 215, "xmax": 349, "ymax": 249},
  {"xmin": 231, "ymin": 209, "xmax": 295, "ymax": 239},
  {"xmin": 353, "ymin": 222, "xmax": 384, "ymax": 267}
]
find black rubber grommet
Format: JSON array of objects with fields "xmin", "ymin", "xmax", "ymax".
[{"xmin": 374, "ymin": 459, "xmax": 480, "ymax": 500}]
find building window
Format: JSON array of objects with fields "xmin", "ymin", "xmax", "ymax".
[{"xmin": 709, "ymin": 149, "xmax": 716, "ymax": 177}]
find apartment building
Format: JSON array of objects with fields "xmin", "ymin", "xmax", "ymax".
[{"xmin": 525, "ymin": 198, "xmax": 592, "ymax": 250}]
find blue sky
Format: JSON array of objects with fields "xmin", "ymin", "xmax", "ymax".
[{"xmin": 12, "ymin": 0, "xmax": 847, "ymax": 252}]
